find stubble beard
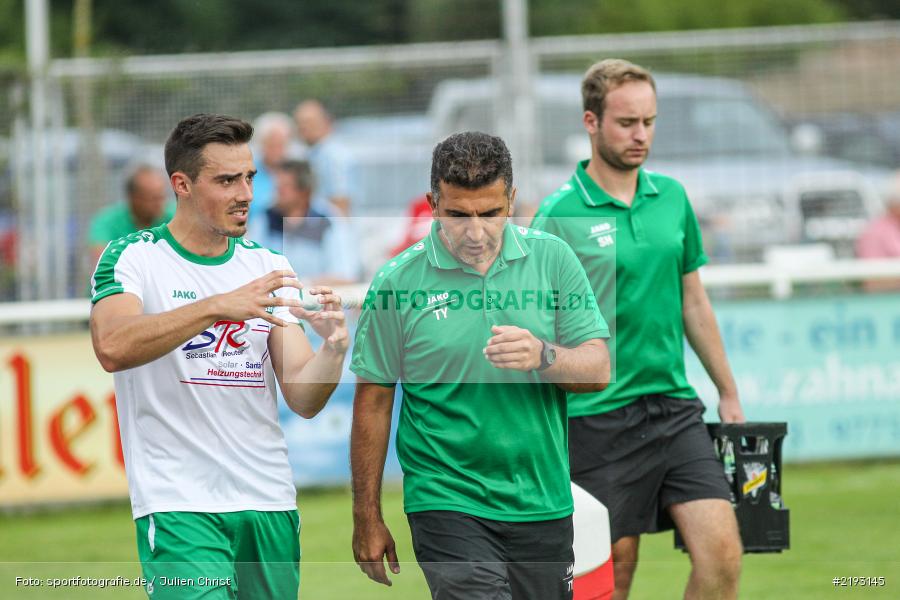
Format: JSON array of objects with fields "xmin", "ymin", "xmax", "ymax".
[
  {"xmin": 219, "ymin": 203, "xmax": 250, "ymax": 238},
  {"xmin": 440, "ymin": 228, "xmax": 500, "ymax": 266},
  {"xmin": 595, "ymin": 133, "xmax": 646, "ymax": 173},
  {"xmin": 212, "ymin": 221, "xmax": 247, "ymax": 239}
]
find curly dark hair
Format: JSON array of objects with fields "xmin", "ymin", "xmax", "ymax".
[{"xmin": 430, "ymin": 131, "xmax": 513, "ymax": 202}]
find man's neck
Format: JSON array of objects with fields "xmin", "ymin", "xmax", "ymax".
[
  {"xmin": 282, "ymin": 204, "xmax": 310, "ymax": 220},
  {"xmin": 166, "ymin": 212, "xmax": 230, "ymax": 257},
  {"xmin": 281, "ymin": 206, "xmax": 312, "ymax": 231},
  {"xmin": 585, "ymin": 156, "xmax": 640, "ymax": 207},
  {"xmin": 133, "ymin": 216, "xmax": 154, "ymax": 230},
  {"xmin": 129, "ymin": 204, "xmax": 154, "ymax": 230},
  {"xmin": 309, "ymin": 132, "xmax": 329, "ymax": 147},
  {"xmin": 888, "ymin": 208, "xmax": 900, "ymax": 225}
]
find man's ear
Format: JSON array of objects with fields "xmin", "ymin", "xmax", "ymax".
[
  {"xmin": 583, "ymin": 110, "xmax": 600, "ymax": 135},
  {"xmin": 508, "ymin": 187, "xmax": 517, "ymax": 216},
  {"xmin": 170, "ymin": 172, "xmax": 191, "ymax": 200},
  {"xmin": 426, "ymin": 191, "xmax": 438, "ymax": 215}
]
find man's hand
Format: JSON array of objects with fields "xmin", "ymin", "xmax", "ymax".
[
  {"xmin": 290, "ymin": 286, "xmax": 349, "ymax": 353},
  {"xmin": 718, "ymin": 394, "xmax": 746, "ymax": 423},
  {"xmin": 91, "ymin": 270, "xmax": 303, "ymax": 373},
  {"xmin": 483, "ymin": 325, "xmax": 542, "ymax": 371},
  {"xmin": 352, "ymin": 518, "xmax": 400, "ymax": 586},
  {"xmin": 209, "ymin": 270, "xmax": 302, "ymax": 327}
]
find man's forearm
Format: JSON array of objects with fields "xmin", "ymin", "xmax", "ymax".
[
  {"xmin": 351, "ymin": 384, "xmax": 394, "ymax": 523},
  {"xmin": 683, "ymin": 299, "xmax": 738, "ymax": 397},
  {"xmin": 92, "ymin": 298, "xmax": 220, "ymax": 372},
  {"xmin": 279, "ymin": 345, "xmax": 345, "ymax": 418},
  {"xmin": 542, "ymin": 339, "xmax": 609, "ymax": 393}
]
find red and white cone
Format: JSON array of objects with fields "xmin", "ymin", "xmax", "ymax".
[{"xmin": 571, "ymin": 482, "xmax": 614, "ymax": 600}]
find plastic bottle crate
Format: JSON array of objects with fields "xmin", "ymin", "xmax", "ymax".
[{"xmin": 675, "ymin": 422, "xmax": 790, "ymax": 553}]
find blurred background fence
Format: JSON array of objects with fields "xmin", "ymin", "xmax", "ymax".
[{"xmin": 3, "ymin": 20, "xmax": 900, "ymax": 301}]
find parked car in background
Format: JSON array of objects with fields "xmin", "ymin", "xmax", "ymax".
[
  {"xmin": 788, "ymin": 112, "xmax": 900, "ymax": 170},
  {"xmin": 428, "ymin": 74, "xmax": 891, "ymax": 262},
  {"xmin": 331, "ymin": 113, "xmax": 433, "ymax": 275}
]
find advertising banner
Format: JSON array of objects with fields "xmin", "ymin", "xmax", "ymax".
[
  {"xmin": 0, "ymin": 333, "xmax": 126, "ymax": 507},
  {"xmin": 688, "ymin": 293, "xmax": 900, "ymax": 460},
  {"xmin": 2, "ymin": 292, "xmax": 898, "ymax": 506}
]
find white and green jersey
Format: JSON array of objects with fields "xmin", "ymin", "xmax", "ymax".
[{"xmin": 91, "ymin": 224, "xmax": 300, "ymax": 519}]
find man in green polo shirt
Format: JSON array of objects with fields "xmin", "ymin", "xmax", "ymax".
[
  {"xmin": 88, "ymin": 165, "xmax": 175, "ymax": 263},
  {"xmin": 350, "ymin": 132, "xmax": 610, "ymax": 600},
  {"xmin": 531, "ymin": 59, "xmax": 745, "ymax": 600}
]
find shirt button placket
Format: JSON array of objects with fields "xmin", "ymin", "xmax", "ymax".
[{"xmin": 631, "ymin": 205, "xmax": 645, "ymax": 244}]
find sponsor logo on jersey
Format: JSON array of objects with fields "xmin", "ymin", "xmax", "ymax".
[
  {"xmin": 182, "ymin": 320, "xmax": 250, "ymax": 357},
  {"xmin": 171, "ymin": 289, "xmax": 197, "ymax": 300},
  {"xmin": 426, "ymin": 291, "xmax": 451, "ymax": 321},
  {"xmin": 427, "ymin": 292, "xmax": 449, "ymax": 306}
]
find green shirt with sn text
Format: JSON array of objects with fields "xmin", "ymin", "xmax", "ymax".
[
  {"xmin": 531, "ymin": 161, "xmax": 707, "ymax": 417},
  {"xmin": 351, "ymin": 221, "xmax": 609, "ymax": 522}
]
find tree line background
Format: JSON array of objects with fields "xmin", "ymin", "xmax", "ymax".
[{"xmin": 0, "ymin": 0, "xmax": 898, "ymax": 67}]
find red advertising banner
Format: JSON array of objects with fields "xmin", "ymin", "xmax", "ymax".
[{"xmin": 0, "ymin": 333, "xmax": 126, "ymax": 507}]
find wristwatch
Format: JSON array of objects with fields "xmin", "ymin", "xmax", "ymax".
[{"xmin": 538, "ymin": 339, "xmax": 557, "ymax": 371}]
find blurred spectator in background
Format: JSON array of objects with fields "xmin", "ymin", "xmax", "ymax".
[
  {"xmin": 88, "ymin": 165, "xmax": 173, "ymax": 263},
  {"xmin": 249, "ymin": 159, "xmax": 360, "ymax": 286},
  {"xmin": 0, "ymin": 228, "xmax": 14, "ymax": 268},
  {"xmin": 856, "ymin": 170, "xmax": 900, "ymax": 292},
  {"xmin": 0, "ymin": 227, "xmax": 15, "ymax": 300},
  {"xmin": 250, "ymin": 111, "xmax": 296, "ymax": 221},
  {"xmin": 294, "ymin": 99, "xmax": 355, "ymax": 217},
  {"xmin": 389, "ymin": 194, "xmax": 432, "ymax": 257}
]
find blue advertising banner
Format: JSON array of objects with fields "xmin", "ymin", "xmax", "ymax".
[
  {"xmin": 278, "ymin": 326, "xmax": 404, "ymax": 486},
  {"xmin": 279, "ymin": 293, "xmax": 900, "ymax": 486},
  {"xmin": 686, "ymin": 292, "xmax": 900, "ymax": 461}
]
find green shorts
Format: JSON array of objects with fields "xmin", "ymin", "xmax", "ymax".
[{"xmin": 135, "ymin": 510, "xmax": 300, "ymax": 599}]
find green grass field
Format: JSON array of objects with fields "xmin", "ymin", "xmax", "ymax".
[{"xmin": 1, "ymin": 461, "xmax": 898, "ymax": 599}]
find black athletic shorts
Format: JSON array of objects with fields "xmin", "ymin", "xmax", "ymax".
[
  {"xmin": 568, "ymin": 395, "xmax": 731, "ymax": 543},
  {"xmin": 407, "ymin": 510, "xmax": 574, "ymax": 600}
]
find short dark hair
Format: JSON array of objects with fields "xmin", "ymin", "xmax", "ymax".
[
  {"xmin": 164, "ymin": 113, "xmax": 253, "ymax": 180},
  {"xmin": 430, "ymin": 132, "xmax": 513, "ymax": 201},
  {"xmin": 278, "ymin": 160, "xmax": 316, "ymax": 192}
]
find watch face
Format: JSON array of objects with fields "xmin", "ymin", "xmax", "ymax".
[{"xmin": 545, "ymin": 346, "xmax": 557, "ymax": 365}]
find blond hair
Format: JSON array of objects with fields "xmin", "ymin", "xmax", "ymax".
[{"xmin": 582, "ymin": 59, "xmax": 656, "ymax": 119}]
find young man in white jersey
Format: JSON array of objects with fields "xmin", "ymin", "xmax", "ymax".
[{"xmin": 90, "ymin": 113, "xmax": 349, "ymax": 599}]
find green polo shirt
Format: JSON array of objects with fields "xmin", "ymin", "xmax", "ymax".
[
  {"xmin": 351, "ymin": 221, "xmax": 609, "ymax": 521},
  {"xmin": 88, "ymin": 201, "xmax": 176, "ymax": 246},
  {"xmin": 531, "ymin": 160, "xmax": 707, "ymax": 417}
]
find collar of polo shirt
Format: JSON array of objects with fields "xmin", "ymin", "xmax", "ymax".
[
  {"xmin": 572, "ymin": 159, "xmax": 660, "ymax": 208},
  {"xmin": 424, "ymin": 220, "xmax": 531, "ymax": 273}
]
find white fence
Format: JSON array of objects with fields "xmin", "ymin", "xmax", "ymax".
[{"xmin": 2, "ymin": 257, "xmax": 899, "ymax": 326}]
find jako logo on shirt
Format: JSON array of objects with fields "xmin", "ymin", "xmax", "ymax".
[
  {"xmin": 182, "ymin": 320, "xmax": 249, "ymax": 354},
  {"xmin": 588, "ymin": 222, "xmax": 616, "ymax": 248},
  {"xmin": 427, "ymin": 292, "xmax": 451, "ymax": 321},
  {"xmin": 171, "ymin": 289, "xmax": 197, "ymax": 299}
]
